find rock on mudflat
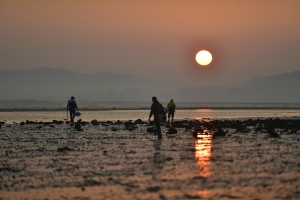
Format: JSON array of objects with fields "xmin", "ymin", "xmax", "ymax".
[
  {"xmin": 146, "ymin": 186, "xmax": 161, "ymax": 192},
  {"xmin": 57, "ymin": 147, "xmax": 74, "ymax": 152},
  {"xmin": 147, "ymin": 127, "xmax": 155, "ymax": 133},
  {"xmin": 166, "ymin": 127, "xmax": 177, "ymax": 134},
  {"xmin": 213, "ymin": 128, "xmax": 227, "ymax": 137},
  {"xmin": 75, "ymin": 123, "xmax": 84, "ymax": 131}
]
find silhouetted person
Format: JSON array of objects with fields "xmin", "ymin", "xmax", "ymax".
[
  {"xmin": 167, "ymin": 99, "xmax": 176, "ymax": 123},
  {"xmin": 67, "ymin": 96, "xmax": 78, "ymax": 123},
  {"xmin": 148, "ymin": 96, "xmax": 164, "ymax": 139}
]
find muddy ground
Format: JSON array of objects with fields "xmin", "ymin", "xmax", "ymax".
[{"xmin": 1, "ymin": 119, "xmax": 300, "ymax": 199}]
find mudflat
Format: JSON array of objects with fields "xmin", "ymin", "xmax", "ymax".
[{"xmin": 1, "ymin": 119, "xmax": 300, "ymax": 199}]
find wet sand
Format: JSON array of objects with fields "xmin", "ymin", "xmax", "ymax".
[{"xmin": 1, "ymin": 118, "xmax": 300, "ymax": 199}]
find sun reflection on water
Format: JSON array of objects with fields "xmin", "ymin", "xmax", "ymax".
[
  {"xmin": 195, "ymin": 134, "xmax": 212, "ymax": 177},
  {"xmin": 195, "ymin": 133, "xmax": 212, "ymax": 197}
]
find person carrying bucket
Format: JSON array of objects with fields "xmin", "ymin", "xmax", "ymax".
[{"xmin": 67, "ymin": 96, "xmax": 78, "ymax": 123}]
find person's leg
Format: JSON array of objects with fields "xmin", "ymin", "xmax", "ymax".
[
  {"xmin": 168, "ymin": 112, "xmax": 171, "ymax": 122},
  {"xmin": 171, "ymin": 112, "xmax": 174, "ymax": 122},
  {"xmin": 72, "ymin": 111, "xmax": 76, "ymax": 122},
  {"xmin": 70, "ymin": 111, "xmax": 75, "ymax": 122},
  {"xmin": 155, "ymin": 121, "xmax": 162, "ymax": 139},
  {"xmin": 69, "ymin": 111, "xmax": 73, "ymax": 122}
]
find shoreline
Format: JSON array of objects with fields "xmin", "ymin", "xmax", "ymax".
[{"xmin": 1, "ymin": 107, "xmax": 300, "ymax": 112}]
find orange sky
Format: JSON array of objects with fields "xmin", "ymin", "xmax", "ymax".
[{"xmin": 1, "ymin": 0, "xmax": 300, "ymax": 86}]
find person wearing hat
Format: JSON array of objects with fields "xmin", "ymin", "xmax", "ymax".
[
  {"xmin": 148, "ymin": 96, "xmax": 164, "ymax": 139},
  {"xmin": 67, "ymin": 96, "xmax": 78, "ymax": 123}
]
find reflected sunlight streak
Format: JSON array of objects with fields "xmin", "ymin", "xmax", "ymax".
[
  {"xmin": 195, "ymin": 134, "xmax": 212, "ymax": 197},
  {"xmin": 195, "ymin": 135, "xmax": 212, "ymax": 177}
]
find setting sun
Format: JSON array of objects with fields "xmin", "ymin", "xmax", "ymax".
[{"xmin": 195, "ymin": 50, "xmax": 212, "ymax": 66}]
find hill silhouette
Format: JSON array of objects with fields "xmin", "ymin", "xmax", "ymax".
[
  {"xmin": 0, "ymin": 68, "xmax": 299, "ymax": 103},
  {"xmin": 0, "ymin": 68, "xmax": 163, "ymax": 101},
  {"xmin": 172, "ymin": 71, "xmax": 300, "ymax": 103}
]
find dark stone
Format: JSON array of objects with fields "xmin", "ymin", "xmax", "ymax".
[
  {"xmin": 166, "ymin": 127, "xmax": 177, "ymax": 134},
  {"xmin": 268, "ymin": 128, "xmax": 280, "ymax": 138},
  {"xmin": 146, "ymin": 186, "xmax": 161, "ymax": 192},
  {"xmin": 126, "ymin": 126, "xmax": 136, "ymax": 131},
  {"xmin": 165, "ymin": 157, "xmax": 174, "ymax": 161},
  {"xmin": 184, "ymin": 194, "xmax": 201, "ymax": 199},
  {"xmin": 135, "ymin": 119, "xmax": 144, "ymax": 124},
  {"xmin": 290, "ymin": 129, "xmax": 297, "ymax": 134},
  {"xmin": 20, "ymin": 122, "xmax": 25, "ymax": 125},
  {"xmin": 80, "ymin": 121, "xmax": 88, "ymax": 126},
  {"xmin": 115, "ymin": 120, "xmax": 123, "ymax": 124},
  {"xmin": 213, "ymin": 128, "xmax": 227, "ymax": 137},
  {"xmin": 171, "ymin": 121, "xmax": 188, "ymax": 128},
  {"xmin": 75, "ymin": 123, "xmax": 84, "ymax": 131},
  {"xmin": 125, "ymin": 121, "xmax": 134, "ymax": 126},
  {"xmin": 57, "ymin": 147, "xmax": 73, "ymax": 152},
  {"xmin": 147, "ymin": 127, "xmax": 155, "ymax": 133},
  {"xmin": 91, "ymin": 119, "xmax": 98, "ymax": 125}
]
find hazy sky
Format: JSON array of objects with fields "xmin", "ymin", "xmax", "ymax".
[{"xmin": 1, "ymin": 0, "xmax": 300, "ymax": 87}]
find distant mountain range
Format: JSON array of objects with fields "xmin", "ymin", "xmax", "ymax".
[
  {"xmin": 0, "ymin": 68, "xmax": 163, "ymax": 101},
  {"xmin": 0, "ymin": 68, "xmax": 299, "ymax": 103},
  {"xmin": 172, "ymin": 71, "xmax": 300, "ymax": 103}
]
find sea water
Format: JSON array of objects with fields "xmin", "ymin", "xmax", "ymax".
[
  {"xmin": 1, "ymin": 109, "xmax": 300, "ymax": 124},
  {"xmin": 1, "ymin": 100, "xmax": 300, "ymax": 109},
  {"xmin": 1, "ymin": 101, "xmax": 300, "ymax": 124}
]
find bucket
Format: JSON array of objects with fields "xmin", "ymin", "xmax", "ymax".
[{"xmin": 75, "ymin": 112, "xmax": 81, "ymax": 117}]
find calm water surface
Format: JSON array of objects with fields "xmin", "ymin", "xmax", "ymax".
[{"xmin": 1, "ymin": 109, "xmax": 300, "ymax": 124}]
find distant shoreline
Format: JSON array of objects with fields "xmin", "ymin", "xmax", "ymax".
[{"xmin": 1, "ymin": 107, "xmax": 300, "ymax": 112}]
